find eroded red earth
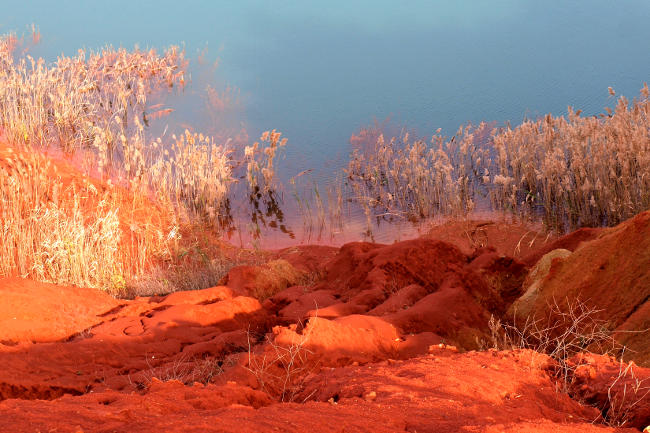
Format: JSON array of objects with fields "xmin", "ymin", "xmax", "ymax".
[{"xmin": 0, "ymin": 211, "xmax": 649, "ymax": 432}]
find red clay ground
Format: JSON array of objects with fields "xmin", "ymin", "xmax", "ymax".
[
  {"xmin": 1, "ymin": 211, "xmax": 649, "ymax": 432},
  {"xmin": 510, "ymin": 210, "xmax": 650, "ymax": 365},
  {"xmin": 0, "ymin": 137, "xmax": 648, "ymax": 432}
]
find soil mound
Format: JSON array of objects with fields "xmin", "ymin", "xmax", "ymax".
[
  {"xmin": 272, "ymin": 315, "xmax": 402, "ymax": 366},
  {"xmin": 1, "ymin": 210, "xmax": 648, "ymax": 432},
  {"xmin": 0, "ymin": 277, "xmax": 119, "ymax": 343},
  {"xmin": 568, "ymin": 352, "xmax": 650, "ymax": 429},
  {"xmin": 264, "ymin": 238, "xmax": 527, "ymax": 351},
  {"xmin": 510, "ymin": 211, "xmax": 650, "ymax": 365}
]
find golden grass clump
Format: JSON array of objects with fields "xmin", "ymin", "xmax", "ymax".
[
  {"xmin": 244, "ymin": 129, "xmax": 288, "ymax": 194},
  {"xmin": 345, "ymin": 122, "xmax": 492, "ymax": 222},
  {"xmin": 346, "ymin": 85, "xmax": 650, "ymax": 233},
  {"xmin": 490, "ymin": 84, "xmax": 650, "ymax": 230},
  {"xmin": 144, "ymin": 130, "xmax": 232, "ymax": 223},
  {"xmin": 0, "ymin": 150, "xmax": 123, "ymax": 290},
  {"xmin": 0, "ymin": 31, "xmax": 239, "ymax": 295}
]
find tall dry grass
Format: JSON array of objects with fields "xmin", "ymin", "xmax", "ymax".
[
  {"xmin": 490, "ymin": 85, "xmax": 650, "ymax": 230},
  {"xmin": 0, "ymin": 150, "xmax": 133, "ymax": 291},
  {"xmin": 346, "ymin": 85, "xmax": 650, "ymax": 232},
  {"xmin": 345, "ymin": 122, "xmax": 492, "ymax": 222},
  {"xmin": 0, "ymin": 31, "xmax": 242, "ymax": 295}
]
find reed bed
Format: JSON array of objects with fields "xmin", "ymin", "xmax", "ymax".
[
  {"xmin": 345, "ymin": 122, "xmax": 492, "ymax": 222},
  {"xmin": 0, "ymin": 32, "xmax": 186, "ymax": 155},
  {"xmin": 490, "ymin": 85, "xmax": 650, "ymax": 230},
  {"xmin": 346, "ymin": 85, "xmax": 650, "ymax": 232},
  {"xmin": 0, "ymin": 31, "xmax": 240, "ymax": 294}
]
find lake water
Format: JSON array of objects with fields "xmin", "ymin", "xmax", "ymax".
[{"xmin": 3, "ymin": 1, "xmax": 650, "ymax": 246}]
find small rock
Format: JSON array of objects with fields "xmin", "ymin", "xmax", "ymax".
[
  {"xmin": 428, "ymin": 343, "xmax": 458, "ymax": 353},
  {"xmin": 364, "ymin": 391, "xmax": 377, "ymax": 401}
]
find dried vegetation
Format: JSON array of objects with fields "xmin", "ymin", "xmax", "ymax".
[
  {"xmin": 346, "ymin": 85, "xmax": 650, "ymax": 232},
  {"xmin": 0, "ymin": 30, "xmax": 275, "ymax": 295}
]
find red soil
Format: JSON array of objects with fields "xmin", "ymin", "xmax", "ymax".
[
  {"xmin": 568, "ymin": 353, "xmax": 650, "ymax": 429},
  {"xmin": 0, "ymin": 277, "xmax": 119, "ymax": 343},
  {"xmin": 521, "ymin": 227, "xmax": 603, "ymax": 266},
  {"xmin": 2, "ymin": 349, "xmax": 637, "ymax": 433},
  {"xmin": 512, "ymin": 210, "xmax": 650, "ymax": 365},
  {"xmin": 0, "ymin": 142, "xmax": 647, "ymax": 431},
  {"xmin": 425, "ymin": 218, "xmax": 555, "ymax": 259},
  {"xmin": 1, "ymin": 213, "xmax": 649, "ymax": 432}
]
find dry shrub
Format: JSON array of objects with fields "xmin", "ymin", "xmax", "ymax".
[
  {"xmin": 482, "ymin": 297, "xmax": 650, "ymax": 427},
  {"xmin": 485, "ymin": 298, "xmax": 620, "ymax": 388},
  {"xmin": 598, "ymin": 356, "xmax": 650, "ymax": 427},
  {"xmin": 245, "ymin": 325, "xmax": 318, "ymax": 402},
  {"xmin": 136, "ymin": 353, "xmax": 229, "ymax": 389}
]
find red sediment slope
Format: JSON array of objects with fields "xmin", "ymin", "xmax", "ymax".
[
  {"xmin": 3, "ymin": 348, "xmax": 640, "ymax": 433},
  {"xmin": 511, "ymin": 210, "xmax": 650, "ymax": 365},
  {"xmin": 0, "ymin": 277, "xmax": 119, "ymax": 343},
  {"xmin": 0, "ymin": 212, "xmax": 648, "ymax": 431}
]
